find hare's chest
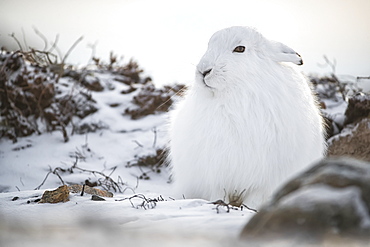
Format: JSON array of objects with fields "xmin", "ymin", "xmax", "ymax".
[
  {"xmin": 174, "ymin": 94, "xmax": 283, "ymax": 148},
  {"xmin": 192, "ymin": 105, "xmax": 259, "ymax": 145}
]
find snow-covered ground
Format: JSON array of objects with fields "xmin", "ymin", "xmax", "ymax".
[
  {"xmin": 0, "ymin": 70, "xmax": 255, "ymax": 246},
  {"xmin": 0, "ymin": 189, "xmax": 252, "ymax": 246}
]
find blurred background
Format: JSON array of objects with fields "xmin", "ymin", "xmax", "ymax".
[{"xmin": 1, "ymin": 0, "xmax": 369, "ymax": 85}]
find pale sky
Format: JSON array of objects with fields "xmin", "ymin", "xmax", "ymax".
[{"xmin": 1, "ymin": 0, "xmax": 369, "ymax": 85}]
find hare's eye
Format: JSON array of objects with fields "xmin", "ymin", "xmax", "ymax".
[{"xmin": 233, "ymin": 46, "xmax": 245, "ymax": 53}]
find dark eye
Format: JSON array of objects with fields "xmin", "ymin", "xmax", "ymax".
[{"xmin": 233, "ymin": 46, "xmax": 245, "ymax": 53}]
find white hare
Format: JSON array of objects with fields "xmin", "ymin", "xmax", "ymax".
[{"xmin": 169, "ymin": 26, "xmax": 326, "ymax": 209}]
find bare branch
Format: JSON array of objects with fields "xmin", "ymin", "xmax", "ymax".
[
  {"xmin": 61, "ymin": 35, "xmax": 83, "ymax": 64},
  {"xmin": 21, "ymin": 28, "xmax": 29, "ymax": 51},
  {"xmin": 34, "ymin": 166, "xmax": 65, "ymax": 190},
  {"xmin": 87, "ymin": 41, "xmax": 98, "ymax": 65},
  {"xmin": 357, "ymin": 76, "xmax": 370, "ymax": 80},
  {"xmin": 209, "ymin": 199, "xmax": 257, "ymax": 214},
  {"xmin": 242, "ymin": 203, "xmax": 258, "ymax": 213},
  {"xmin": 9, "ymin": 33, "xmax": 23, "ymax": 51},
  {"xmin": 132, "ymin": 140, "xmax": 143, "ymax": 148},
  {"xmin": 115, "ymin": 194, "xmax": 166, "ymax": 210},
  {"xmin": 33, "ymin": 26, "xmax": 48, "ymax": 51},
  {"xmin": 152, "ymin": 127, "xmax": 157, "ymax": 148},
  {"xmin": 48, "ymin": 34, "xmax": 60, "ymax": 54},
  {"xmin": 318, "ymin": 55, "xmax": 336, "ymax": 74}
]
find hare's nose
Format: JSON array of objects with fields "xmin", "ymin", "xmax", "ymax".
[{"xmin": 202, "ymin": 68, "xmax": 212, "ymax": 77}]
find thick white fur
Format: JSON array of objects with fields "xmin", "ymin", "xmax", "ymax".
[{"xmin": 169, "ymin": 26, "xmax": 326, "ymax": 208}]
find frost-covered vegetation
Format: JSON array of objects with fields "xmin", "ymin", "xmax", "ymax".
[
  {"xmin": 0, "ymin": 48, "xmax": 184, "ymax": 143},
  {"xmin": 0, "ymin": 37, "xmax": 185, "ymax": 194}
]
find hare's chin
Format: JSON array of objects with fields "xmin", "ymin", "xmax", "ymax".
[
  {"xmin": 203, "ymin": 80, "xmax": 213, "ymax": 89},
  {"xmin": 200, "ymin": 78, "xmax": 213, "ymax": 89}
]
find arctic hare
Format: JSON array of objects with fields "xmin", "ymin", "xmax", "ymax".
[{"xmin": 169, "ymin": 26, "xmax": 326, "ymax": 208}]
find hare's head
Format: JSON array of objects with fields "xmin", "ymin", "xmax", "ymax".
[{"xmin": 196, "ymin": 26, "xmax": 302, "ymax": 92}]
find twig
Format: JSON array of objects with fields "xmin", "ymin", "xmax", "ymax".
[
  {"xmin": 209, "ymin": 199, "xmax": 257, "ymax": 214},
  {"xmin": 108, "ymin": 166, "xmax": 117, "ymax": 177},
  {"xmin": 21, "ymin": 28, "xmax": 29, "ymax": 51},
  {"xmin": 48, "ymin": 34, "xmax": 60, "ymax": 54},
  {"xmin": 317, "ymin": 55, "xmax": 347, "ymax": 101},
  {"xmin": 9, "ymin": 33, "xmax": 23, "ymax": 51},
  {"xmin": 86, "ymin": 41, "xmax": 98, "ymax": 65},
  {"xmin": 34, "ymin": 170, "xmax": 52, "ymax": 190},
  {"xmin": 132, "ymin": 140, "xmax": 143, "ymax": 148},
  {"xmin": 211, "ymin": 199, "xmax": 230, "ymax": 213},
  {"xmin": 81, "ymin": 184, "xmax": 85, "ymax": 196},
  {"xmin": 34, "ymin": 166, "xmax": 65, "ymax": 190},
  {"xmin": 61, "ymin": 36, "xmax": 83, "ymax": 64},
  {"xmin": 357, "ymin": 76, "xmax": 370, "ymax": 80},
  {"xmin": 73, "ymin": 165, "xmax": 123, "ymax": 193},
  {"xmin": 35, "ymin": 157, "xmax": 125, "ymax": 193},
  {"xmin": 116, "ymin": 194, "xmax": 165, "ymax": 210},
  {"xmin": 242, "ymin": 203, "xmax": 258, "ymax": 213},
  {"xmin": 152, "ymin": 127, "xmax": 157, "ymax": 148},
  {"xmin": 133, "ymin": 174, "xmax": 140, "ymax": 189},
  {"xmin": 54, "ymin": 44, "xmax": 63, "ymax": 61},
  {"xmin": 33, "ymin": 26, "xmax": 48, "ymax": 51},
  {"xmin": 156, "ymin": 84, "xmax": 187, "ymax": 111},
  {"xmin": 318, "ymin": 55, "xmax": 337, "ymax": 74}
]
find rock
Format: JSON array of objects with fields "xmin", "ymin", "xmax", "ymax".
[
  {"xmin": 344, "ymin": 93, "xmax": 370, "ymax": 126},
  {"xmin": 74, "ymin": 122, "xmax": 107, "ymax": 135},
  {"xmin": 39, "ymin": 185, "xmax": 69, "ymax": 203},
  {"xmin": 327, "ymin": 118, "xmax": 370, "ymax": 162},
  {"xmin": 64, "ymin": 70, "xmax": 104, "ymax": 92},
  {"xmin": 240, "ymin": 158, "xmax": 370, "ymax": 245},
  {"xmin": 82, "ymin": 75, "xmax": 104, "ymax": 92},
  {"xmin": 91, "ymin": 195, "xmax": 105, "ymax": 201},
  {"xmin": 68, "ymin": 184, "xmax": 113, "ymax": 197}
]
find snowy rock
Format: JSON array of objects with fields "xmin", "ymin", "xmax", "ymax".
[
  {"xmin": 81, "ymin": 75, "xmax": 104, "ymax": 92},
  {"xmin": 328, "ymin": 118, "xmax": 370, "ymax": 162},
  {"xmin": 91, "ymin": 195, "xmax": 106, "ymax": 201},
  {"xmin": 344, "ymin": 93, "xmax": 370, "ymax": 126},
  {"xmin": 69, "ymin": 184, "xmax": 113, "ymax": 197},
  {"xmin": 240, "ymin": 158, "xmax": 370, "ymax": 245},
  {"xmin": 39, "ymin": 185, "xmax": 70, "ymax": 203},
  {"xmin": 63, "ymin": 70, "xmax": 103, "ymax": 92}
]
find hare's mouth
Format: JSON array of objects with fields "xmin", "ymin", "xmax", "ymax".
[
  {"xmin": 198, "ymin": 69, "xmax": 214, "ymax": 89},
  {"xmin": 202, "ymin": 79, "xmax": 213, "ymax": 89}
]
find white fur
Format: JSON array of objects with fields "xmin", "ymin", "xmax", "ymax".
[{"xmin": 168, "ymin": 26, "xmax": 326, "ymax": 208}]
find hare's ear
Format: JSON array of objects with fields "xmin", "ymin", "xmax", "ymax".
[{"xmin": 270, "ymin": 41, "xmax": 303, "ymax": 65}]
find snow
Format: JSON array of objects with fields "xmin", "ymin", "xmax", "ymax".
[
  {"xmin": 0, "ymin": 189, "xmax": 252, "ymax": 235},
  {"xmin": 0, "ymin": 171, "xmax": 253, "ymax": 246},
  {"xmin": 321, "ymin": 99, "xmax": 347, "ymax": 126},
  {"xmin": 0, "ymin": 70, "xmax": 254, "ymax": 246}
]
